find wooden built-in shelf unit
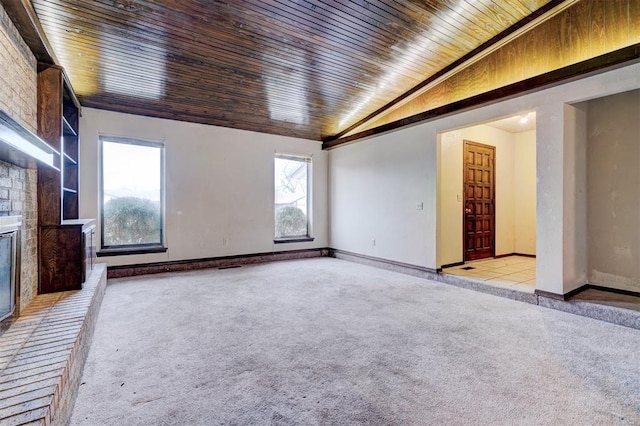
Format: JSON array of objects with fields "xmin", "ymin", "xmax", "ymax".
[
  {"xmin": 37, "ymin": 63, "xmax": 95, "ymax": 293},
  {"xmin": 62, "ymin": 93, "xmax": 79, "ymax": 220}
]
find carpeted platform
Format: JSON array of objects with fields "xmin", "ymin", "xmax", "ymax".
[{"xmin": 70, "ymin": 258, "xmax": 640, "ymax": 425}]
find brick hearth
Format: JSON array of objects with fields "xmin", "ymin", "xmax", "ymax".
[{"xmin": 0, "ymin": 265, "xmax": 106, "ymax": 425}]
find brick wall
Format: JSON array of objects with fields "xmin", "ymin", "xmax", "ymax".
[{"xmin": 0, "ymin": 3, "xmax": 39, "ymax": 311}]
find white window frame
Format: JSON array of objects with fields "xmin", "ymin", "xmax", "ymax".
[{"xmin": 274, "ymin": 153, "xmax": 314, "ymax": 243}]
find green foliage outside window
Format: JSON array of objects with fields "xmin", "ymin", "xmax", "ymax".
[
  {"xmin": 103, "ymin": 197, "xmax": 161, "ymax": 246},
  {"xmin": 275, "ymin": 206, "xmax": 307, "ymax": 238}
]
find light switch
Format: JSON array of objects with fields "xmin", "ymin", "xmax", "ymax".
[{"xmin": 416, "ymin": 202, "xmax": 423, "ymax": 210}]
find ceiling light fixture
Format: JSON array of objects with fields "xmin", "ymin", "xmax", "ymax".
[{"xmin": 519, "ymin": 114, "xmax": 529, "ymax": 124}]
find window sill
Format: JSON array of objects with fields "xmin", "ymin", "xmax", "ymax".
[
  {"xmin": 97, "ymin": 246, "xmax": 168, "ymax": 257},
  {"xmin": 273, "ymin": 237, "xmax": 315, "ymax": 244}
]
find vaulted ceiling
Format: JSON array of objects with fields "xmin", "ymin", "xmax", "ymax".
[{"xmin": 28, "ymin": 0, "xmax": 555, "ymax": 141}]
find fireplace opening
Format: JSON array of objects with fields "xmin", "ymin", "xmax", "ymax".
[{"xmin": 0, "ymin": 216, "xmax": 21, "ymax": 333}]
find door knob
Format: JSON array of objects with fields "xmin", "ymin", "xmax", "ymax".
[{"xmin": 465, "ymin": 208, "xmax": 472, "ymax": 214}]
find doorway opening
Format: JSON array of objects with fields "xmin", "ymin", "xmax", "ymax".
[{"xmin": 437, "ymin": 112, "xmax": 537, "ymax": 292}]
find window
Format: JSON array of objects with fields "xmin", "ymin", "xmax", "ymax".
[
  {"xmin": 99, "ymin": 136, "xmax": 165, "ymax": 254},
  {"xmin": 274, "ymin": 154, "xmax": 313, "ymax": 242}
]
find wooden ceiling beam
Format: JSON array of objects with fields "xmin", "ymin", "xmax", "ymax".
[
  {"xmin": 324, "ymin": 0, "xmax": 567, "ymax": 142},
  {"xmin": 323, "ymin": 43, "xmax": 640, "ymax": 149}
]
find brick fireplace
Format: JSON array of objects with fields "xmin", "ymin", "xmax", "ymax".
[
  {"xmin": 0, "ymin": 3, "xmax": 41, "ymax": 323},
  {"xmin": 0, "ymin": 3, "xmax": 109, "ymax": 423}
]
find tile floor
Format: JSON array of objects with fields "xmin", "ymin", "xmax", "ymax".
[{"xmin": 442, "ymin": 255, "xmax": 536, "ymax": 292}]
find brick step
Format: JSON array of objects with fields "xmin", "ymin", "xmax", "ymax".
[{"xmin": 0, "ymin": 264, "xmax": 106, "ymax": 426}]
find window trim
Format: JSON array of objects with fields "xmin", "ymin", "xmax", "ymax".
[
  {"xmin": 274, "ymin": 153, "xmax": 312, "ymax": 243},
  {"xmin": 98, "ymin": 135, "xmax": 166, "ymax": 254},
  {"xmin": 274, "ymin": 236, "xmax": 315, "ymax": 244},
  {"xmin": 97, "ymin": 246, "xmax": 168, "ymax": 257}
]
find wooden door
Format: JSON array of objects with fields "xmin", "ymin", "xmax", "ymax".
[{"xmin": 463, "ymin": 141, "xmax": 495, "ymax": 261}]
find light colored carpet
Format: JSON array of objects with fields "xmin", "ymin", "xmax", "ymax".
[{"xmin": 70, "ymin": 258, "xmax": 640, "ymax": 425}]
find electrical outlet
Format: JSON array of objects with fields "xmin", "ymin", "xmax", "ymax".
[
  {"xmin": 416, "ymin": 202, "xmax": 423, "ymax": 210},
  {"xmin": 372, "ymin": 238, "xmax": 376, "ymax": 246},
  {"xmin": 222, "ymin": 238, "xmax": 227, "ymax": 246}
]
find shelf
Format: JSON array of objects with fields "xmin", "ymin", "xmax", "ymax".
[
  {"xmin": 0, "ymin": 110, "xmax": 59, "ymax": 169},
  {"xmin": 63, "ymin": 152, "xmax": 77, "ymax": 165},
  {"xmin": 62, "ymin": 116, "xmax": 77, "ymax": 136},
  {"xmin": 61, "ymin": 218, "xmax": 95, "ymax": 230}
]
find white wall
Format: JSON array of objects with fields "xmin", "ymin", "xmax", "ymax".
[
  {"xmin": 79, "ymin": 108, "xmax": 328, "ymax": 266},
  {"xmin": 587, "ymin": 89, "xmax": 640, "ymax": 293},
  {"xmin": 438, "ymin": 131, "xmax": 464, "ymax": 266},
  {"xmin": 561, "ymin": 103, "xmax": 589, "ymax": 293},
  {"xmin": 328, "ymin": 124, "xmax": 435, "ymax": 267},
  {"xmin": 329, "ymin": 61, "xmax": 640, "ymax": 295},
  {"xmin": 513, "ymin": 130, "xmax": 536, "ymax": 255}
]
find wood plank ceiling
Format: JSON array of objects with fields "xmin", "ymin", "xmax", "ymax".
[{"xmin": 30, "ymin": 0, "xmax": 554, "ymax": 141}]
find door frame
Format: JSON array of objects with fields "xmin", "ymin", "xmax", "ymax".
[{"xmin": 462, "ymin": 140, "xmax": 496, "ymax": 262}]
